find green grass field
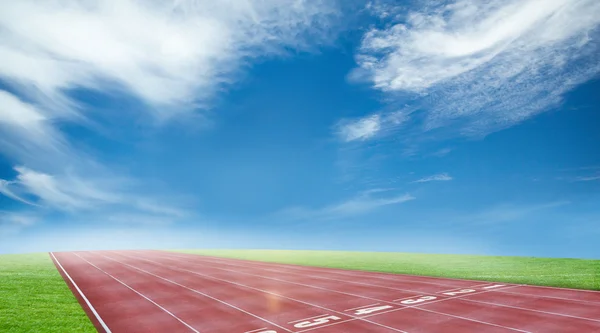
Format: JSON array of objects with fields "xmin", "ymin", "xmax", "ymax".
[
  {"xmin": 0, "ymin": 253, "xmax": 96, "ymax": 333},
  {"xmin": 175, "ymin": 249, "xmax": 600, "ymax": 290}
]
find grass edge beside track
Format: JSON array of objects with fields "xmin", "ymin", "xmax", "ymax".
[
  {"xmin": 0, "ymin": 253, "xmax": 96, "ymax": 333},
  {"xmin": 172, "ymin": 249, "xmax": 600, "ymax": 291}
]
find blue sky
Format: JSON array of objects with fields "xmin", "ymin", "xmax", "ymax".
[{"xmin": 1, "ymin": 0, "xmax": 599, "ymax": 257}]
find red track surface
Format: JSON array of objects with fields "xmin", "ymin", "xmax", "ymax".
[{"xmin": 50, "ymin": 250, "xmax": 600, "ymax": 333}]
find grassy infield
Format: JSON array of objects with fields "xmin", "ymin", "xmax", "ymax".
[{"xmin": 1, "ymin": 251, "xmax": 598, "ymax": 332}]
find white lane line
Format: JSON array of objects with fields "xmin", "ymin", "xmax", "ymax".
[
  {"xmin": 393, "ymin": 295, "xmax": 423, "ymax": 302},
  {"xmin": 157, "ymin": 251, "xmax": 600, "ymax": 330},
  {"xmin": 122, "ymin": 252, "xmax": 531, "ymax": 333},
  {"xmin": 288, "ymin": 314, "xmax": 330, "ymax": 324},
  {"xmin": 165, "ymin": 251, "xmax": 600, "ymax": 294},
  {"xmin": 146, "ymin": 251, "xmax": 443, "ymax": 295},
  {"xmin": 483, "ymin": 284, "xmax": 506, "ymax": 289},
  {"xmin": 51, "ymin": 252, "xmax": 112, "ymax": 333},
  {"xmin": 344, "ymin": 303, "xmax": 380, "ymax": 312},
  {"xmin": 140, "ymin": 252, "xmax": 531, "ymax": 331},
  {"xmin": 416, "ymin": 307, "xmax": 531, "ymax": 333},
  {"xmin": 292, "ymin": 287, "xmax": 526, "ymax": 333},
  {"xmin": 244, "ymin": 328, "xmax": 267, "ymax": 333},
  {"xmin": 71, "ymin": 253, "xmax": 199, "ymax": 333},
  {"xmin": 156, "ymin": 251, "xmax": 509, "ymax": 306},
  {"xmin": 438, "ymin": 283, "xmax": 492, "ymax": 293},
  {"xmin": 160, "ymin": 251, "xmax": 466, "ymax": 288},
  {"xmin": 506, "ymin": 284, "xmax": 600, "ymax": 293},
  {"xmin": 106, "ymin": 252, "xmax": 410, "ymax": 333},
  {"xmin": 97, "ymin": 252, "xmax": 294, "ymax": 333},
  {"xmin": 494, "ymin": 290, "xmax": 600, "ymax": 305},
  {"xmin": 462, "ymin": 298, "xmax": 600, "ymax": 323},
  {"xmin": 141, "ymin": 252, "xmax": 399, "ymax": 305},
  {"xmin": 157, "ymin": 251, "xmax": 600, "ymax": 307}
]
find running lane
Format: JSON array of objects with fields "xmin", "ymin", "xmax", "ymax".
[{"xmin": 52, "ymin": 250, "xmax": 600, "ymax": 333}]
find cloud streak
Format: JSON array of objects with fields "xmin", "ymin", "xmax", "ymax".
[
  {"xmin": 574, "ymin": 175, "xmax": 600, "ymax": 182},
  {"xmin": 412, "ymin": 173, "xmax": 453, "ymax": 183},
  {"xmin": 466, "ymin": 201, "xmax": 570, "ymax": 225},
  {"xmin": 279, "ymin": 189, "xmax": 415, "ymax": 221},
  {"xmin": 0, "ymin": 166, "xmax": 189, "ymax": 223},
  {"xmin": 0, "ymin": 211, "xmax": 40, "ymax": 236},
  {"xmin": 348, "ymin": 0, "xmax": 600, "ymax": 139},
  {"xmin": 336, "ymin": 115, "xmax": 381, "ymax": 142}
]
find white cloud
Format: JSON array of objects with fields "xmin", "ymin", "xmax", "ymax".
[
  {"xmin": 337, "ymin": 115, "xmax": 381, "ymax": 142},
  {"xmin": 0, "ymin": 91, "xmax": 68, "ymax": 163},
  {"xmin": 466, "ymin": 201, "xmax": 570, "ymax": 225},
  {"xmin": 279, "ymin": 189, "xmax": 415, "ymax": 220},
  {"xmin": 0, "ymin": 166, "xmax": 189, "ymax": 221},
  {"xmin": 1, "ymin": 166, "xmax": 119, "ymax": 210},
  {"xmin": 0, "ymin": 211, "xmax": 40, "ymax": 236},
  {"xmin": 430, "ymin": 148, "xmax": 453, "ymax": 157},
  {"xmin": 0, "ymin": 0, "xmax": 339, "ymax": 118},
  {"xmin": 574, "ymin": 175, "xmax": 600, "ymax": 182},
  {"xmin": 412, "ymin": 173, "xmax": 453, "ymax": 183},
  {"xmin": 352, "ymin": 0, "xmax": 600, "ymax": 137},
  {"xmin": 336, "ymin": 110, "xmax": 410, "ymax": 142},
  {"xmin": 1, "ymin": 1, "xmax": 338, "ymax": 233}
]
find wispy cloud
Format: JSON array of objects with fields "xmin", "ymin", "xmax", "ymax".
[
  {"xmin": 0, "ymin": 211, "xmax": 40, "ymax": 236},
  {"xmin": 336, "ymin": 111, "xmax": 409, "ymax": 142},
  {"xmin": 278, "ymin": 189, "xmax": 415, "ymax": 221},
  {"xmin": 0, "ymin": 166, "xmax": 189, "ymax": 223},
  {"xmin": 347, "ymin": 0, "xmax": 600, "ymax": 139},
  {"xmin": 336, "ymin": 115, "xmax": 381, "ymax": 142},
  {"xmin": 574, "ymin": 175, "xmax": 600, "ymax": 182},
  {"xmin": 0, "ymin": 0, "xmax": 339, "ymax": 119},
  {"xmin": 412, "ymin": 173, "xmax": 453, "ymax": 183},
  {"xmin": 0, "ymin": 91, "xmax": 69, "ymax": 166},
  {"xmin": 1, "ymin": 1, "xmax": 341, "ymax": 232},
  {"xmin": 466, "ymin": 201, "xmax": 570, "ymax": 225}
]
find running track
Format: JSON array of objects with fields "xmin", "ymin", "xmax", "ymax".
[{"xmin": 50, "ymin": 250, "xmax": 600, "ymax": 333}]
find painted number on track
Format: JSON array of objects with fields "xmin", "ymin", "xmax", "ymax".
[
  {"xmin": 354, "ymin": 305, "xmax": 394, "ymax": 315},
  {"xmin": 442, "ymin": 289, "xmax": 476, "ymax": 296},
  {"xmin": 400, "ymin": 296, "xmax": 437, "ymax": 304},
  {"xmin": 293, "ymin": 315, "xmax": 342, "ymax": 328}
]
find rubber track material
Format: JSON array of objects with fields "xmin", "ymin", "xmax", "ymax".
[{"xmin": 50, "ymin": 250, "xmax": 600, "ymax": 333}]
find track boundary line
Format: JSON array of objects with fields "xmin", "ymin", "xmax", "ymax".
[
  {"xmin": 50, "ymin": 252, "xmax": 112, "ymax": 333},
  {"xmin": 72, "ymin": 253, "xmax": 200, "ymax": 333},
  {"xmin": 119, "ymin": 251, "xmax": 529, "ymax": 333},
  {"xmin": 105, "ymin": 252, "xmax": 411, "ymax": 333},
  {"xmin": 166, "ymin": 251, "xmax": 600, "ymax": 293},
  {"xmin": 461, "ymin": 298, "xmax": 600, "ymax": 323}
]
